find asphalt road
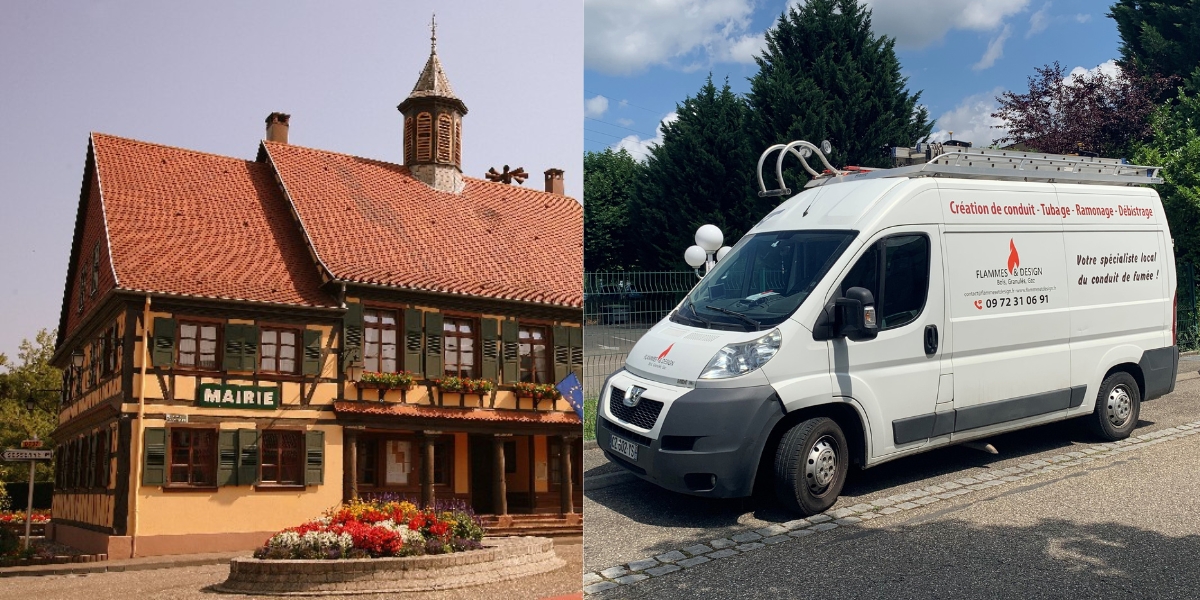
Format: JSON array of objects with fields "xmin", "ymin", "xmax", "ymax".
[
  {"xmin": 584, "ymin": 359, "xmax": 1200, "ymax": 598},
  {"xmin": 0, "ymin": 538, "xmax": 582, "ymax": 600}
]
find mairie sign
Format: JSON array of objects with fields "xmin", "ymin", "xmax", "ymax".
[{"xmin": 196, "ymin": 383, "xmax": 280, "ymax": 410}]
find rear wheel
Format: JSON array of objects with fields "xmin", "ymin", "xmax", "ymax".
[
  {"xmin": 1087, "ymin": 372, "xmax": 1140, "ymax": 441},
  {"xmin": 774, "ymin": 417, "xmax": 848, "ymax": 515}
]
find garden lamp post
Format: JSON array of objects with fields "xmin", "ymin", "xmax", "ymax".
[{"xmin": 684, "ymin": 224, "xmax": 732, "ymax": 279}]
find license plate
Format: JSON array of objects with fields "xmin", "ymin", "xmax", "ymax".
[{"xmin": 609, "ymin": 434, "xmax": 639, "ymax": 462}]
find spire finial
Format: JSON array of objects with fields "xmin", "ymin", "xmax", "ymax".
[{"xmin": 430, "ymin": 13, "xmax": 437, "ymax": 52}]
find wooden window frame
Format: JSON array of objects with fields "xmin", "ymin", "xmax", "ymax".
[
  {"xmin": 176, "ymin": 319, "xmax": 221, "ymax": 371},
  {"xmin": 453, "ymin": 117, "xmax": 461, "ymax": 166},
  {"xmin": 259, "ymin": 326, "xmax": 301, "ymax": 375},
  {"xmin": 90, "ymin": 242, "xmax": 100, "ymax": 296},
  {"xmin": 442, "ymin": 316, "xmax": 479, "ymax": 379},
  {"xmin": 258, "ymin": 429, "xmax": 305, "ymax": 488},
  {"xmin": 404, "ymin": 116, "xmax": 415, "ymax": 165},
  {"xmin": 363, "ymin": 307, "xmax": 401, "ymax": 374},
  {"xmin": 165, "ymin": 427, "xmax": 218, "ymax": 489},
  {"xmin": 518, "ymin": 325, "xmax": 552, "ymax": 383}
]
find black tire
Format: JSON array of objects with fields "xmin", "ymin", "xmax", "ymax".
[
  {"xmin": 774, "ymin": 417, "xmax": 849, "ymax": 515},
  {"xmin": 1087, "ymin": 371, "xmax": 1141, "ymax": 441}
]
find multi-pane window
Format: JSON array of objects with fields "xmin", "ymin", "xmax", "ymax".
[
  {"xmin": 260, "ymin": 328, "xmax": 299, "ymax": 374},
  {"xmin": 443, "ymin": 318, "xmax": 476, "ymax": 378},
  {"xmin": 177, "ymin": 321, "xmax": 219, "ymax": 369},
  {"xmin": 364, "ymin": 309, "xmax": 399, "ymax": 373},
  {"xmin": 260, "ymin": 430, "xmax": 303, "ymax": 485},
  {"xmin": 168, "ymin": 429, "xmax": 216, "ymax": 486},
  {"xmin": 519, "ymin": 326, "xmax": 551, "ymax": 383}
]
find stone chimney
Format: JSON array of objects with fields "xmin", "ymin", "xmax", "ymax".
[
  {"xmin": 265, "ymin": 112, "xmax": 290, "ymax": 144},
  {"xmin": 544, "ymin": 168, "xmax": 564, "ymax": 195}
]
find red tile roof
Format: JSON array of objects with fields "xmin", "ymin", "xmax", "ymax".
[
  {"xmin": 89, "ymin": 134, "xmax": 336, "ymax": 309},
  {"xmin": 333, "ymin": 401, "xmax": 581, "ymax": 425},
  {"xmin": 263, "ymin": 142, "xmax": 583, "ymax": 308}
]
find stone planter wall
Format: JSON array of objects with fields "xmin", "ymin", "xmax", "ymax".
[{"xmin": 216, "ymin": 536, "xmax": 564, "ymax": 595}]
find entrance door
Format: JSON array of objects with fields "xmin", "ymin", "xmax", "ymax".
[
  {"xmin": 829, "ymin": 226, "xmax": 947, "ymax": 458},
  {"xmin": 468, "ymin": 434, "xmax": 494, "ymax": 514}
]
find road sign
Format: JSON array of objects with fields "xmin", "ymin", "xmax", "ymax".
[
  {"xmin": 20, "ymin": 439, "xmax": 43, "ymax": 449},
  {"xmin": 2, "ymin": 449, "xmax": 52, "ymax": 461}
]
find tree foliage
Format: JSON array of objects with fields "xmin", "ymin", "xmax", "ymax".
[
  {"xmin": 1110, "ymin": 0, "xmax": 1200, "ymax": 91},
  {"xmin": 583, "ymin": 148, "xmax": 643, "ymax": 271},
  {"xmin": 1133, "ymin": 90, "xmax": 1200, "ymax": 266},
  {"xmin": 748, "ymin": 0, "xmax": 932, "ymax": 186},
  {"xmin": 992, "ymin": 62, "xmax": 1162, "ymax": 158},
  {"xmin": 0, "ymin": 329, "xmax": 61, "ymax": 483},
  {"xmin": 632, "ymin": 76, "xmax": 761, "ymax": 271}
]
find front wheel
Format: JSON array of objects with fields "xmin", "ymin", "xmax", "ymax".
[
  {"xmin": 1086, "ymin": 372, "xmax": 1141, "ymax": 441},
  {"xmin": 774, "ymin": 417, "xmax": 849, "ymax": 515}
]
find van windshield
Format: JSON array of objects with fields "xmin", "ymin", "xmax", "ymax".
[{"xmin": 676, "ymin": 230, "xmax": 856, "ymax": 330}]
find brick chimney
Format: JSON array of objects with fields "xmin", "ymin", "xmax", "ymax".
[
  {"xmin": 265, "ymin": 112, "xmax": 290, "ymax": 144},
  {"xmin": 544, "ymin": 168, "xmax": 564, "ymax": 195}
]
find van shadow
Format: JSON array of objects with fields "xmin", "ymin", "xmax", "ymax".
[
  {"xmin": 585, "ymin": 416, "xmax": 1154, "ymax": 541},
  {"xmin": 610, "ymin": 518, "xmax": 1200, "ymax": 599}
]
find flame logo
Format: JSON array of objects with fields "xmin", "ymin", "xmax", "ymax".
[
  {"xmin": 658, "ymin": 344, "xmax": 674, "ymax": 360},
  {"xmin": 1007, "ymin": 239, "xmax": 1020, "ymax": 274}
]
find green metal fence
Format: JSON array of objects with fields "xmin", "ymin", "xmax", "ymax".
[
  {"xmin": 1178, "ymin": 262, "xmax": 1198, "ymax": 352},
  {"xmin": 583, "ymin": 271, "xmax": 697, "ymax": 397}
]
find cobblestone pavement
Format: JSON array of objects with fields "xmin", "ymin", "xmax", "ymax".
[
  {"xmin": 584, "ymin": 364, "xmax": 1200, "ymax": 597},
  {"xmin": 0, "ymin": 538, "xmax": 582, "ymax": 600}
]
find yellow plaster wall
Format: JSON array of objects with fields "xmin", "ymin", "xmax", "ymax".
[{"xmin": 132, "ymin": 422, "xmax": 343, "ymax": 537}]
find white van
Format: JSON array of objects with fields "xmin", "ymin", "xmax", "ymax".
[{"xmin": 596, "ymin": 143, "xmax": 1179, "ymax": 515}]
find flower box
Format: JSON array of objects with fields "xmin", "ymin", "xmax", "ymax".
[{"xmin": 356, "ymin": 371, "xmax": 417, "ymax": 391}]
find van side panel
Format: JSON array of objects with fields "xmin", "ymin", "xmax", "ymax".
[{"xmin": 1063, "ymin": 229, "xmax": 1168, "ymax": 410}]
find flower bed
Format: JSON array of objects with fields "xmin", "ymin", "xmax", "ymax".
[
  {"xmin": 434, "ymin": 376, "xmax": 495, "ymax": 395},
  {"xmin": 513, "ymin": 382, "xmax": 562, "ymax": 401},
  {"xmin": 253, "ymin": 498, "xmax": 483, "ymax": 560},
  {"xmin": 356, "ymin": 371, "xmax": 416, "ymax": 390},
  {"xmin": 0, "ymin": 510, "xmax": 51, "ymax": 525}
]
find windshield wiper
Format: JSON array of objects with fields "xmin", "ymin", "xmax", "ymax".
[
  {"xmin": 687, "ymin": 300, "xmax": 712, "ymax": 328},
  {"xmin": 705, "ymin": 305, "xmax": 761, "ymax": 330}
]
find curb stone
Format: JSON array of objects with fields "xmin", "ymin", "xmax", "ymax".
[{"xmin": 584, "ymin": 417, "xmax": 1200, "ymax": 595}]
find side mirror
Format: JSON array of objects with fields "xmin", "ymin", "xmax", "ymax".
[{"xmin": 834, "ymin": 287, "xmax": 878, "ymax": 341}]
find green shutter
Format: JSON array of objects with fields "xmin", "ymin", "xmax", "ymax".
[
  {"xmin": 343, "ymin": 302, "xmax": 364, "ymax": 369},
  {"xmin": 569, "ymin": 326, "xmax": 583, "ymax": 382},
  {"xmin": 553, "ymin": 325, "xmax": 570, "ymax": 383},
  {"xmin": 305, "ymin": 430, "xmax": 324, "ymax": 485},
  {"xmin": 223, "ymin": 323, "xmax": 243, "ymax": 371},
  {"xmin": 424, "ymin": 311, "xmax": 443, "ymax": 378},
  {"xmin": 404, "ymin": 309, "xmax": 423, "ymax": 373},
  {"xmin": 237, "ymin": 428, "xmax": 259, "ymax": 485},
  {"xmin": 151, "ymin": 317, "xmax": 175, "ymax": 367},
  {"xmin": 142, "ymin": 427, "xmax": 167, "ymax": 486},
  {"xmin": 302, "ymin": 330, "xmax": 322, "ymax": 376},
  {"xmin": 481, "ymin": 318, "xmax": 499, "ymax": 380},
  {"xmin": 501, "ymin": 319, "xmax": 519, "ymax": 383},
  {"xmin": 242, "ymin": 325, "xmax": 260, "ymax": 372},
  {"xmin": 218, "ymin": 430, "xmax": 238, "ymax": 486}
]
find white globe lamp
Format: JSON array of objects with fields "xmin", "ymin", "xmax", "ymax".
[
  {"xmin": 716, "ymin": 246, "xmax": 732, "ymax": 262},
  {"xmin": 695, "ymin": 224, "xmax": 723, "ymax": 253},
  {"xmin": 684, "ymin": 245, "xmax": 707, "ymax": 269}
]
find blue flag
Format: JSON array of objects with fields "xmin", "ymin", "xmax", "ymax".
[{"xmin": 556, "ymin": 372, "xmax": 584, "ymax": 420}]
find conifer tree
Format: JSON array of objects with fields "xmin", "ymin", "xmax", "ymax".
[
  {"xmin": 583, "ymin": 148, "xmax": 643, "ymax": 271},
  {"xmin": 632, "ymin": 76, "xmax": 761, "ymax": 270},
  {"xmin": 748, "ymin": 0, "xmax": 932, "ymax": 188}
]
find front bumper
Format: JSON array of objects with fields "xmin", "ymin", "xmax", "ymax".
[{"xmin": 595, "ymin": 375, "xmax": 785, "ymax": 498}]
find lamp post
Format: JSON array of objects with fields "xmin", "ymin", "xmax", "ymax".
[
  {"xmin": 684, "ymin": 224, "xmax": 732, "ymax": 279},
  {"xmin": 21, "ymin": 387, "xmax": 59, "ymax": 550}
]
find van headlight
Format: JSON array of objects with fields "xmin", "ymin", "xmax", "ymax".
[{"xmin": 699, "ymin": 329, "xmax": 782, "ymax": 379}]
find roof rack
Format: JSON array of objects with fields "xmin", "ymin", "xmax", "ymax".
[{"xmin": 756, "ymin": 142, "xmax": 1163, "ymax": 196}]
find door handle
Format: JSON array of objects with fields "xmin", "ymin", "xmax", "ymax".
[{"xmin": 924, "ymin": 325, "xmax": 939, "ymax": 355}]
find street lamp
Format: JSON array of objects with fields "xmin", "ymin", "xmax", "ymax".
[
  {"xmin": 71, "ymin": 349, "xmax": 84, "ymax": 370},
  {"xmin": 684, "ymin": 224, "xmax": 733, "ymax": 279}
]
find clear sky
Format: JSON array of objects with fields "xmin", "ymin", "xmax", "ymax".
[
  {"xmin": 0, "ymin": 0, "xmax": 582, "ymax": 359},
  {"xmin": 585, "ymin": 0, "xmax": 1122, "ymax": 160}
]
